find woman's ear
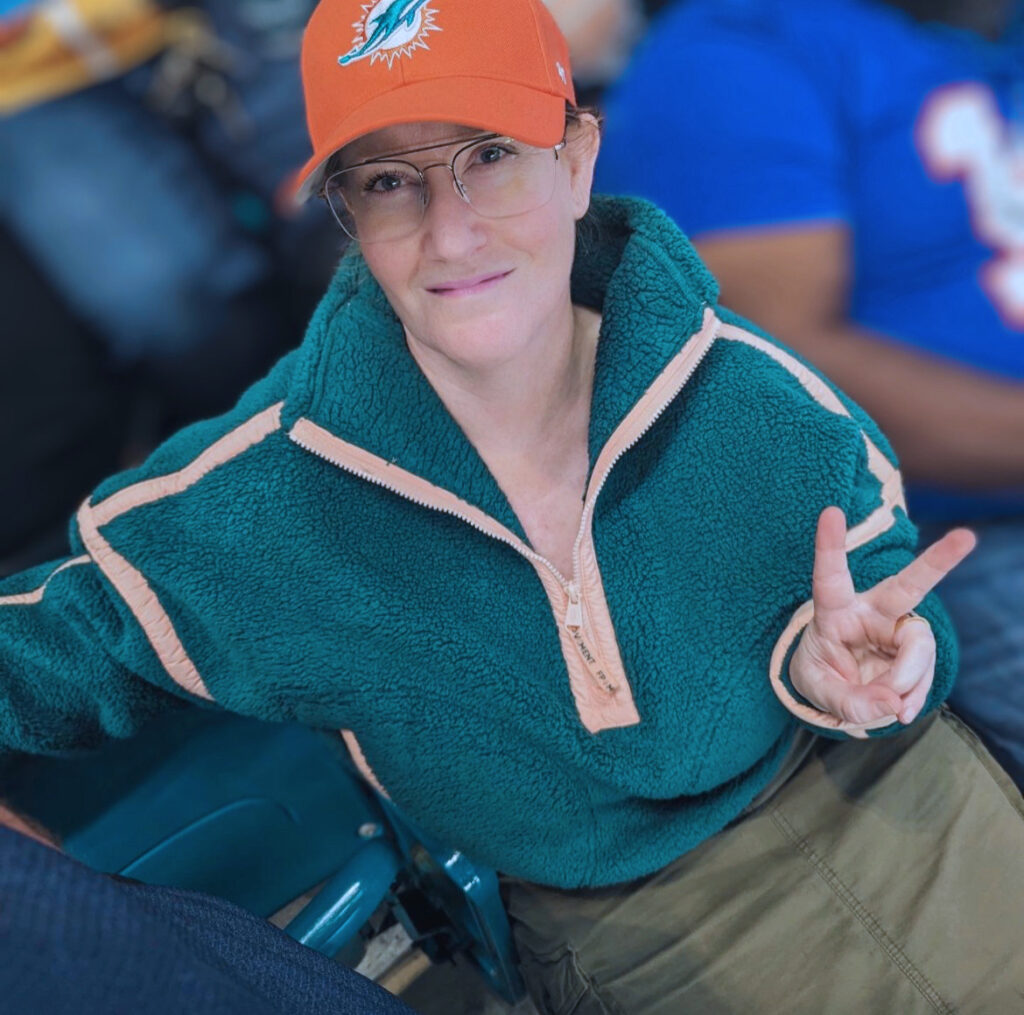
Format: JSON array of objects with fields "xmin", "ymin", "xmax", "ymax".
[{"xmin": 564, "ymin": 113, "xmax": 602, "ymax": 221}]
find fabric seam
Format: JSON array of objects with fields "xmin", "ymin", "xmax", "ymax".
[
  {"xmin": 564, "ymin": 945, "xmax": 626, "ymax": 1015},
  {"xmin": 937, "ymin": 707, "xmax": 1024, "ymax": 816},
  {"xmin": 635, "ymin": 235, "xmax": 714, "ymax": 319},
  {"xmin": 769, "ymin": 805, "xmax": 954, "ymax": 1014}
]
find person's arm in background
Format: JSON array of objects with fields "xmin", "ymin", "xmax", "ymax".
[
  {"xmin": 596, "ymin": 4, "xmax": 1024, "ymax": 489},
  {"xmin": 542, "ymin": 0, "xmax": 645, "ymax": 90},
  {"xmin": 696, "ymin": 223, "xmax": 1024, "ymax": 488}
]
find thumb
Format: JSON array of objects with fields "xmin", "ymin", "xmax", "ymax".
[{"xmin": 796, "ymin": 667, "xmax": 903, "ymax": 725}]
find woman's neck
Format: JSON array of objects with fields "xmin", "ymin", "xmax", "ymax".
[{"xmin": 404, "ymin": 301, "xmax": 601, "ymax": 477}]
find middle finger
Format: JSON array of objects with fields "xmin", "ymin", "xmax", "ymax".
[{"xmin": 865, "ymin": 528, "xmax": 976, "ymax": 618}]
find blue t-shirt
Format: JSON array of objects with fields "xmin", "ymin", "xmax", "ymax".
[{"xmin": 598, "ymin": 0, "xmax": 1024, "ymax": 519}]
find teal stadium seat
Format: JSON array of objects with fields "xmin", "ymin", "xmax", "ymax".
[{"xmin": 4, "ymin": 707, "xmax": 524, "ymax": 1004}]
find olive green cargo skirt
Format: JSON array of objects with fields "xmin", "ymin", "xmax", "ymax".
[{"xmin": 506, "ymin": 710, "xmax": 1024, "ymax": 1014}]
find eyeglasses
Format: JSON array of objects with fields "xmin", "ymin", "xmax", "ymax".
[{"xmin": 319, "ymin": 133, "xmax": 567, "ymax": 244}]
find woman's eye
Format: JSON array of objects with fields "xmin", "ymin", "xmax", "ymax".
[
  {"xmin": 474, "ymin": 145, "xmax": 515, "ymax": 166},
  {"xmin": 364, "ymin": 171, "xmax": 407, "ymax": 193}
]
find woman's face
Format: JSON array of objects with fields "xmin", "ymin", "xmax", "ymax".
[{"xmin": 341, "ymin": 119, "xmax": 600, "ymax": 372}]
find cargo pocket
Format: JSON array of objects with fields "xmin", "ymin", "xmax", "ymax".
[{"xmin": 514, "ymin": 941, "xmax": 619, "ymax": 1015}]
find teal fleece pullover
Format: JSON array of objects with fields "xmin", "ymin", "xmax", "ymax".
[{"xmin": 0, "ymin": 197, "xmax": 956, "ymax": 888}]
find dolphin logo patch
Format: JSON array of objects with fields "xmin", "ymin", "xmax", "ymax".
[{"xmin": 339, "ymin": 0, "xmax": 441, "ymax": 68}]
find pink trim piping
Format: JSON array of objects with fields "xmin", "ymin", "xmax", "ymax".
[
  {"xmin": 77, "ymin": 501, "xmax": 212, "ymax": 701},
  {"xmin": 78, "ymin": 402, "xmax": 285, "ymax": 700},
  {"xmin": 717, "ymin": 323, "xmax": 907, "ymax": 735},
  {"xmin": 341, "ymin": 729, "xmax": 390, "ymax": 797},
  {"xmin": 92, "ymin": 403, "xmax": 283, "ymax": 525},
  {"xmin": 716, "ymin": 323, "xmax": 906, "ymax": 527},
  {"xmin": 0, "ymin": 556, "xmax": 91, "ymax": 606},
  {"xmin": 585, "ymin": 310, "xmax": 719, "ymax": 508}
]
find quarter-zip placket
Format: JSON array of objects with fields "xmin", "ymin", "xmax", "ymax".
[
  {"xmin": 288, "ymin": 307, "xmax": 719, "ymax": 731},
  {"xmin": 288, "ymin": 419, "xmax": 597, "ymax": 673}
]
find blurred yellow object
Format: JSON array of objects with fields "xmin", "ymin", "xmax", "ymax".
[{"xmin": 0, "ymin": 0, "xmax": 203, "ymax": 114}]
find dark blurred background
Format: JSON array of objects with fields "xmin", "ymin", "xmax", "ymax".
[{"xmin": 1, "ymin": 0, "xmax": 339, "ymax": 571}]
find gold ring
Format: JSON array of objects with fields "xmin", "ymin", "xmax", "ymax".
[{"xmin": 894, "ymin": 611, "xmax": 929, "ymax": 635}]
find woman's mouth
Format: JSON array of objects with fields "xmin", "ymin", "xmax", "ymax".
[{"xmin": 427, "ymin": 270, "xmax": 514, "ymax": 297}]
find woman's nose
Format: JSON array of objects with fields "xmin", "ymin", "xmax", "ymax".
[{"xmin": 420, "ymin": 168, "xmax": 487, "ymax": 258}]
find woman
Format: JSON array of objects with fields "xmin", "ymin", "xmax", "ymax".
[{"xmin": 1, "ymin": 1, "xmax": 1022, "ymax": 1011}]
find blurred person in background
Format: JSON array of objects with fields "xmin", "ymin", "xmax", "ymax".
[
  {"xmin": 598, "ymin": 0, "xmax": 1024, "ymax": 786},
  {"xmin": 0, "ymin": 805, "xmax": 415, "ymax": 1014},
  {"xmin": 542, "ymin": 0, "xmax": 676, "ymax": 98},
  {"xmin": 1, "ymin": 0, "xmax": 342, "ymax": 569},
  {"xmin": 542, "ymin": 0, "xmax": 645, "ymax": 97}
]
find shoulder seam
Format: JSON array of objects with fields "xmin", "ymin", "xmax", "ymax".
[
  {"xmin": 717, "ymin": 322, "xmax": 907, "ymax": 550},
  {"xmin": 0, "ymin": 556, "xmax": 91, "ymax": 607},
  {"xmin": 91, "ymin": 401, "xmax": 284, "ymax": 526},
  {"xmin": 65, "ymin": 401, "xmax": 283, "ymax": 703},
  {"xmin": 717, "ymin": 321, "xmax": 849, "ymax": 415}
]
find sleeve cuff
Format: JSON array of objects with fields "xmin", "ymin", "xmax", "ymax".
[{"xmin": 770, "ymin": 599, "xmax": 901, "ymax": 740}]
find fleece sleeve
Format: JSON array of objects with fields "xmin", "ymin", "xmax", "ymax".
[
  {"xmin": 769, "ymin": 399, "xmax": 958, "ymax": 741},
  {"xmin": 0, "ymin": 350, "xmax": 301, "ymax": 756},
  {"xmin": 0, "ymin": 555, "xmax": 191, "ymax": 755}
]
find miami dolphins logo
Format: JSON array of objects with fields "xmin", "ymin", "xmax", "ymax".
[{"xmin": 339, "ymin": 0, "xmax": 441, "ymax": 68}]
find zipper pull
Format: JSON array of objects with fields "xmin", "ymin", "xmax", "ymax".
[{"xmin": 565, "ymin": 583, "xmax": 583, "ymax": 629}]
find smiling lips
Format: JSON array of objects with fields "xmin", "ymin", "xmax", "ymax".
[{"xmin": 427, "ymin": 270, "xmax": 514, "ymax": 296}]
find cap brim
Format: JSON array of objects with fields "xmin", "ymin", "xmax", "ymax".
[{"xmin": 287, "ymin": 75, "xmax": 568, "ymax": 205}]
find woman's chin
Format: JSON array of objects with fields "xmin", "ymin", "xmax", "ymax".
[{"xmin": 410, "ymin": 317, "xmax": 536, "ymax": 371}]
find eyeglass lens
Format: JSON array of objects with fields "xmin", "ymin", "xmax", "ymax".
[{"xmin": 323, "ymin": 138, "xmax": 560, "ymax": 243}]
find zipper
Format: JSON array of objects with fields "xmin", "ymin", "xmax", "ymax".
[
  {"xmin": 558, "ymin": 321, "xmax": 717, "ymax": 692},
  {"xmin": 566, "ymin": 314, "xmax": 718, "ymax": 598},
  {"xmin": 565, "ymin": 580, "xmax": 620, "ymax": 695},
  {"xmin": 565, "ymin": 582, "xmax": 584, "ymax": 628},
  {"xmin": 289, "ymin": 310, "xmax": 718, "ymax": 698},
  {"xmin": 289, "ymin": 427, "xmax": 573, "ymax": 585}
]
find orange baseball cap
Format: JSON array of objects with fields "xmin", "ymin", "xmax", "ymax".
[{"xmin": 289, "ymin": 0, "xmax": 576, "ymax": 203}]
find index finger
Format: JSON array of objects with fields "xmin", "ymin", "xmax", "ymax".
[
  {"xmin": 866, "ymin": 527, "xmax": 976, "ymax": 618},
  {"xmin": 812, "ymin": 506, "xmax": 857, "ymax": 615}
]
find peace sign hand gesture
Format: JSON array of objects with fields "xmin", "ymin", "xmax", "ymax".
[{"xmin": 789, "ymin": 507, "xmax": 976, "ymax": 727}]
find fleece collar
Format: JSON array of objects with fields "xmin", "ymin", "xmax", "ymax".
[{"xmin": 283, "ymin": 196, "xmax": 718, "ymax": 538}]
